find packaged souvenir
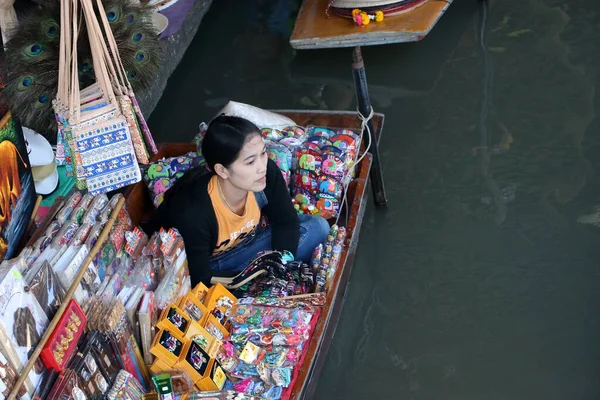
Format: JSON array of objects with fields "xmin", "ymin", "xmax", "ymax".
[
  {"xmin": 127, "ymin": 256, "xmax": 158, "ymax": 291},
  {"xmin": 70, "ymin": 343, "xmax": 111, "ymax": 398},
  {"xmin": 87, "ymin": 331, "xmax": 121, "ymax": 384},
  {"xmin": 98, "ymin": 193, "xmax": 124, "ymax": 224},
  {"xmin": 306, "ymin": 126, "xmax": 335, "ymax": 138},
  {"xmin": 125, "ymin": 226, "xmax": 149, "ymax": 261},
  {"xmin": 0, "ymin": 349, "xmax": 28, "ymax": 398},
  {"xmin": 305, "ymin": 135, "xmax": 332, "ymax": 148},
  {"xmin": 261, "ymin": 128, "xmax": 283, "ymax": 142},
  {"xmin": 294, "ymin": 170, "xmax": 319, "ymax": 194},
  {"xmin": 0, "ymin": 265, "xmax": 49, "ymax": 370},
  {"xmin": 321, "ymin": 152, "xmax": 346, "ymax": 179},
  {"xmin": 24, "ymin": 261, "xmax": 67, "ymax": 319},
  {"xmin": 55, "ymin": 191, "xmax": 84, "ymax": 225},
  {"xmin": 40, "ymin": 300, "xmax": 86, "ymax": 372},
  {"xmin": 51, "ymin": 219, "xmax": 80, "ymax": 247},
  {"xmin": 316, "ymin": 194, "xmax": 340, "ymax": 219},
  {"xmin": 159, "ymin": 228, "xmax": 186, "ymax": 267},
  {"xmin": 84, "ymin": 223, "xmax": 104, "ymax": 249},
  {"xmin": 69, "ymin": 222, "xmax": 94, "ymax": 246},
  {"xmin": 81, "ymin": 194, "xmax": 109, "ymax": 224},
  {"xmin": 318, "ymin": 177, "xmax": 343, "ymax": 199},
  {"xmin": 143, "ymin": 232, "xmax": 162, "ymax": 257},
  {"xmin": 69, "ymin": 193, "xmax": 94, "ymax": 224},
  {"xmin": 266, "ymin": 143, "xmax": 293, "ymax": 185},
  {"xmin": 154, "ymin": 260, "xmax": 190, "ymax": 312},
  {"xmin": 281, "ymin": 125, "xmax": 306, "ymax": 139},
  {"xmin": 106, "ymin": 370, "xmax": 145, "ymax": 400},
  {"xmin": 331, "ymin": 130, "xmax": 360, "ymax": 167},
  {"xmin": 46, "ymin": 369, "xmax": 88, "ymax": 400},
  {"xmin": 296, "ymin": 148, "xmax": 321, "ymax": 174},
  {"xmin": 110, "ymin": 207, "xmax": 133, "ymax": 251},
  {"xmin": 257, "ymin": 365, "xmax": 292, "ymax": 388}
]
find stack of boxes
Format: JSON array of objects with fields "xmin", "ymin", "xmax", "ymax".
[{"xmin": 149, "ymin": 283, "xmax": 235, "ymax": 391}]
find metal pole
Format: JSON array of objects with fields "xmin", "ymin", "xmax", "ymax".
[{"xmin": 351, "ymin": 46, "xmax": 387, "ymax": 206}]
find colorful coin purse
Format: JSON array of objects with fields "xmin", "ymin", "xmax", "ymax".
[
  {"xmin": 296, "ymin": 148, "xmax": 322, "ymax": 174},
  {"xmin": 266, "ymin": 143, "xmax": 293, "ymax": 185}
]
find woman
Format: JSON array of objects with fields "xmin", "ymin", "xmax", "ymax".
[{"xmin": 145, "ymin": 115, "xmax": 330, "ymax": 287}]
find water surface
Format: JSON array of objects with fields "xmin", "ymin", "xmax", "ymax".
[{"xmin": 150, "ymin": 1, "xmax": 600, "ymax": 398}]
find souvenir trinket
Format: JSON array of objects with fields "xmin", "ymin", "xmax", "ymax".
[
  {"xmin": 281, "ymin": 125, "xmax": 306, "ymax": 139},
  {"xmin": 261, "ymin": 128, "xmax": 283, "ymax": 142},
  {"xmin": 305, "ymin": 135, "xmax": 333, "ymax": 148},
  {"xmin": 296, "ymin": 148, "xmax": 321, "ymax": 173},
  {"xmin": 183, "ymin": 299, "xmax": 205, "ymax": 322},
  {"xmin": 56, "ymin": 192, "xmax": 85, "ymax": 224},
  {"xmin": 167, "ymin": 306, "xmax": 189, "ymax": 332},
  {"xmin": 308, "ymin": 126, "xmax": 335, "ymax": 138},
  {"xmin": 158, "ymin": 330, "xmax": 183, "ymax": 356},
  {"xmin": 321, "ymin": 153, "xmax": 346, "ymax": 179},
  {"xmin": 40, "ymin": 300, "xmax": 86, "ymax": 371},
  {"xmin": 206, "ymin": 322, "xmax": 225, "ymax": 341}
]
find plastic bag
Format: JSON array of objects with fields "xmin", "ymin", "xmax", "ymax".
[{"xmin": 24, "ymin": 261, "xmax": 67, "ymax": 319}]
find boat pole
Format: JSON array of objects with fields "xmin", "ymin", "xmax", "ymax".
[{"xmin": 352, "ymin": 46, "xmax": 387, "ymax": 206}]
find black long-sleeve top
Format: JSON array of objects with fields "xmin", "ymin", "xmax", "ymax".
[{"xmin": 143, "ymin": 159, "xmax": 299, "ymax": 287}]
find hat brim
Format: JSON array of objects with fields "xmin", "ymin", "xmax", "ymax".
[
  {"xmin": 34, "ymin": 166, "xmax": 59, "ymax": 195},
  {"xmin": 332, "ymin": 0, "xmax": 429, "ymax": 16},
  {"xmin": 331, "ymin": 0, "xmax": 413, "ymax": 8},
  {"xmin": 23, "ymin": 127, "xmax": 54, "ymax": 167},
  {"xmin": 151, "ymin": 12, "xmax": 169, "ymax": 34}
]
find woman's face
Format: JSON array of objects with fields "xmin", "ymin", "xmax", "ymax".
[{"xmin": 221, "ymin": 134, "xmax": 268, "ymax": 192}]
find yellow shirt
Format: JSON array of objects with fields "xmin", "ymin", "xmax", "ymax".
[{"xmin": 208, "ymin": 175, "xmax": 261, "ymax": 256}]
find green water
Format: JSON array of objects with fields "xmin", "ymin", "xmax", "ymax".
[{"xmin": 150, "ymin": 0, "xmax": 600, "ymax": 398}]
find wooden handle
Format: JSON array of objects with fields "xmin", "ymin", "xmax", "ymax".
[
  {"xmin": 7, "ymin": 196, "xmax": 126, "ymax": 400},
  {"xmin": 25, "ymin": 195, "xmax": 43, "ymax": 235}
]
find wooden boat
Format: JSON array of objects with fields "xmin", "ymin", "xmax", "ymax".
[{"xmin": 125, "ymin": 109, "xmax": 384, "ymax": 399}]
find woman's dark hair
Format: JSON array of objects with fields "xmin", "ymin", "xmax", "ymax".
[
  {"xmin": 161, "ymin": 115, "xmax": 261, "ymax": 205},
  {"xmin": 202, "ymin": 115, "xmax": 261, "ymax": 170}
]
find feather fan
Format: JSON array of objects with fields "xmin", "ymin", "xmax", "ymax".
[{"xmin": 3, "ymin": 0, "xmax": 162, "ymax": 142}]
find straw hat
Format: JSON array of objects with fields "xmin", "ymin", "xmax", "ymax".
[
  {"xmin": 329, "ymin": 0, "xmax": 429, "ymax": 16},
  {"xmin": 23, "ymin": 127, "xmax": 59, "ymax": 195}
]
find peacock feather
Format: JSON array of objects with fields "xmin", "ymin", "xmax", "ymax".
[
  {"xmin": 102, "ymin": 1, "xmax": 162, "ymax": 90},
  {"xmin": 3, "ymin": 0, "xmax": 162, "ymax": 142}
]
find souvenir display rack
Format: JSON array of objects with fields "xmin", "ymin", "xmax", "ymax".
[
  {"xmin": 7, "ymin": 197, "xmax": 126, "ymax": 400},
  {"xmin": 6, "ymin": 108, "xmax": 381, "ymax": 399}
]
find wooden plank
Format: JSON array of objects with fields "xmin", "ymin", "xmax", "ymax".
[{"xmin": 290, "ymin": 0, "xmax": 453, "ymax": 49}]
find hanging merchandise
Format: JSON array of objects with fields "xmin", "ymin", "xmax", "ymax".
[
  {"xmin": 56, "ymin": 0, "xmax": 147, "ymax": 193},
  {"xmin": 0, "ymin": 111, "xmax": 37, "ymax": 262},
  {"xmin": 3, "ymin": 0, "xmax": 162, "ymax": 142}
]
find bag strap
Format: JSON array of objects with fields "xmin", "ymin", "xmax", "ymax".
[
  {"xmin": 69, "ymin": 0, "xmax": 79, "ymax": 119},
  {"xmin": 57, "ymin": 0, "xmax": 71, "ymax": 106},
  {"xmin": 74, "ymin": 0, "xmax": 120, "ymax": 122},
  {"xmin": 80, "ymin": 0, "xmax": 126, "ymax": 95},
  {"xmin": 94, "ymin": 0, "xmax": 134, "ymax": 92}
]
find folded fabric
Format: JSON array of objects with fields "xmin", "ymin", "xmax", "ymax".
[{"xmin": 142, "ymin": 152, "xmax": 205, "ymax": 208}]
